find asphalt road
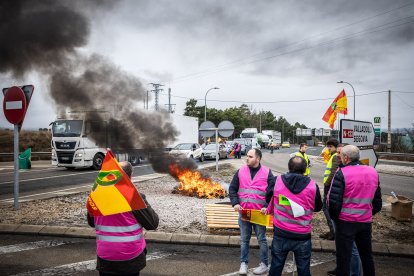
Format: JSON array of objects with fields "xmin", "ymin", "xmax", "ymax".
[
  {"xmin": 0, "ymin": 162, "xmax": 155, "ymax": 201},
  {"xmin": 1, "ymin": 234, "xmax": 413, "ymax": 276}
]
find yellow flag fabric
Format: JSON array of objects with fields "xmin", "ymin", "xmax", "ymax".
[
  {"xmin": 241, "ymin": 209, "xmax": 273, "ymax": 227},
  {"xmin": 86, "ymin": 150, "xmax": 146, "ymax": 216},
  {"xmin": 322, "ymin": 90, "xmax": 348, "ymax": 129}
]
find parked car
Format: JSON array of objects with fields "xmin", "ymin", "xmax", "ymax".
[
  {"xmin": 202, "ymin": 143, "xmax": 228, "ymax": 160},
  {"xmin": 281, "ymin": 141, "xmax": 291, "ymax": 148},
  {"xmin": 169, "ymin": 143, "xmax": 204, "ymax": 161}
]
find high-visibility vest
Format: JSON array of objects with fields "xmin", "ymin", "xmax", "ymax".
[
  {"xmin": 272, "ymin": 176, "xmax": 316, "ymax": 234},
  {"xmin": 95, "ymin": 212, "xmax": 146, "ymax": 261},
  {"xmin": 294, "ymin": 152, "xmax": 310, "ymax": 176},
  {"xmin": 323, "ymin": 153, "xmax": 337, "ymax": 185},
  {"xmin": 237, "ymin": 165, "xmax": 269, "ymax": 210},
  {"xmin": 338, "ymin": 165, "xmax": 378, "ymax": 223}
]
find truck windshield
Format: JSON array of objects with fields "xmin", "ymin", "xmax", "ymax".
[{"xmin": 52, "ymin": 120, "xmax": 83, "ymax": 137}]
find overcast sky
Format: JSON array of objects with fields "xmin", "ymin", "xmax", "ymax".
[{"xmin": 1, "ymin": 0, "xmax": 413, "ymax": 131}]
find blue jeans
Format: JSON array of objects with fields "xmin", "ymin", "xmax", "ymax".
[
  {"xmin": 238, "ymin": 215, "xmax": 268, "ymax": 265},
  {"xmin": 269, "ymin": 235, "xmax": 311, "ymax": 276},
  {"xmin": 332, "ymin": 220, "xmax": 362, "ymax": 276}
]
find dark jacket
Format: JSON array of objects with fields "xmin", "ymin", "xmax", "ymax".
[
  {"xmin": 266, "ymin": 173, "xmax": 323, "ymax": 240},
  {"xmin": 87, "ymin": 193, "xmax": 159, "ymax": 274},
  {"xmin": 324, "ymin": 153, "xmax": 340, "ymax": 194},
  {"xmin": 328, "ymin": 161, "xmax": 382, "ymax": 221},
  {"xmin": 229, "ymin": 164, "xmax": 275, "ymax": 208}
]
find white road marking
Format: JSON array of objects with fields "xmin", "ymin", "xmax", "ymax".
[
  {"xmin": 0, "ymin": 239, "xmax": 82, "ymax": 255},
  {"xmin": 11, "ymin": 251, "xmax": 171, "ymax": 276},
  {"xmin": 219, "ymin": 255, "xmax": 334, "ymax": 276}
]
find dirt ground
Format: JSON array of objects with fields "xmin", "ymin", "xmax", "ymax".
[{"xmin": 1, "ymin": 163, "xmax": 413, "ymax": 244}]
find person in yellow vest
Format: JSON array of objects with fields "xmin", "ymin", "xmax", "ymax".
[
  {"xmin": 319, "ymin": 138, "xmax": 339, "ymax": 240},
  {"xmin": 294, "ymin": 143, "xmax": 311, "ymax": 176}
]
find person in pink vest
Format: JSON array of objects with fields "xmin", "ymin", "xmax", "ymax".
[
  {"xmin": 229, "ymin": 148, "xmax": 275, "ymax": 275},
  {"xmin": 328, "ymin": 145, "xmax": 382, "ymax": 276},
  {"xmin": 87, "ymin": 161, "xmax": 159, "ymax": 276},
  {"xmin": 266, "ymin": 156, "xmax": 322, "ymax": 276}
]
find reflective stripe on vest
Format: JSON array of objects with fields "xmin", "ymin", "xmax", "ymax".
[
  {"xmin": 95, "ymin": 224, "xmax": 142, "ymax": 232},
  {"xmin": 239, "ymin": 198, "xmax": 267, "ymax": 205},
  {"xmin": 274, "ymin": 214, "xmax": 311, "ymax": 226},
  {"xmin": 275, "ymin": 204, "xmax": 313, "ymax": 216},
  {"xmin": 238, "ymin": 188, "xmax": 266, "ymax": 196},
  {"xmin": 96, "ymin": 233, "xmax": 143, "ymax": 242},
  {"xmin": 343, "ymin": 198, "xmax": 373, "ymax": 204},
  {"xmin": 323, "ymin": 153, "xmax": 337, "ymax": 185},
  {"xmin": 340, "ymin": 208, "xmax": 369, "ymax": 215}
]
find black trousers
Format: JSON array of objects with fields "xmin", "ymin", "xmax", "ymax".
[{"xmin": 335, "ymin": 220, "xmax": 375, "ymax": 276}]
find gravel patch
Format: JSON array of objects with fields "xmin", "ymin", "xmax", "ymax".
[{"xmin": 1, "ymin": 163, "xmax": 413, "ymax": 244}]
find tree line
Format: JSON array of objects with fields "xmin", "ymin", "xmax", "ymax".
[{"xmin": 183, "ymin": 99, "xmax": 308, "ymax": 142}]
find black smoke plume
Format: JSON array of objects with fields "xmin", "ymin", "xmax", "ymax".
[{"xmin": 0, "ymin": 0, "xmax": 199, "ymax": 174}]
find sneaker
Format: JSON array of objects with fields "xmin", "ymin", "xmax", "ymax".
[
  {"xmin": 239, "ymin": 262, "xmax": 248, "ymax": 275},
  {"xmin": 327, "ymin": 267, "xmax": 337, "ymax": 275},
  {"xmin": 253, "ymin": 262, "xmax": 269, "ymax": 275}
]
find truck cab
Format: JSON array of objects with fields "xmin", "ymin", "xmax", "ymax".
[{"xmin": 51, "ymin": 119, "xmax": 107, "ymax": 170}]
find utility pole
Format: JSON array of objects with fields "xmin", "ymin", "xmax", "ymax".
[
  {"xmin": 165, "ymin": 88, "xmax": 176, "ymax": 113},
  {"xmin": 149, "ymin": 83, "xmax": 164, "ymax": 111},
  {"xmin": 387, "ymin": 90, "xmax": 392, "ymax": 152}
]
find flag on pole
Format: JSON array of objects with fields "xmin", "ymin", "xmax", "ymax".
[
  {"xmin": 86, "ymin": 150, "xmax": 146, "ymax": 216},
  {"xmin": 322, "ymin": 89, "xmax": 348, "ymax": 128}
]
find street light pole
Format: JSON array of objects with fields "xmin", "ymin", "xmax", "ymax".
[
  {"xmin": 337, "ymin": 81, "xmax": 355, "ymax": 120},
  {"xmin": 204, "ymin": 87, "xmax": 220, "ymax": 122}
]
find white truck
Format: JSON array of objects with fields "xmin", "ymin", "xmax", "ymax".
[
  {"xmin": 262, "ymin": 130, "xmax": 281, "ymax": 149},
  {"xmin": 165, "ymin": 114, "xmax": 199, "ymax": 150},
  {"xmin": 51, "ymin": 113, "xmax": 199, "ymax": 170},
  {"xmin": 241, "ymin": 128, "xmax": 258, "ymax": 139}
]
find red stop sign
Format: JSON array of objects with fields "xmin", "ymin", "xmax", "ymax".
[{"xmin": 3, "ymin": 86, "xmax": 27, "ymax": 125}]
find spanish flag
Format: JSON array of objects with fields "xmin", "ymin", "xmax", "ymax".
[
  {"xmin": 86, "ymin": 150, "xmax": 146, "ymax": 216},
  {"xmin": 322, "ymin": 90, "xmax": 348, "ymax": 129}
]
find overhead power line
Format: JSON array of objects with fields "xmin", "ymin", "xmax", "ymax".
[
  {"xmin": 173, "ymin": 16, "xmax": 414, "ymax": 83},
  {"xmin": 171, "ymin": 2, "xmax": 414, "ymax": 82}
]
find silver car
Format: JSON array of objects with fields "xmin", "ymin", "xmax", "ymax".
[
  {"xmin": 169, "ymin": 143, "xmax": 204, "ymax": 162},
  {"xmin": 202, "ymin": 143, "xmax": 228, "ymax": 160}
]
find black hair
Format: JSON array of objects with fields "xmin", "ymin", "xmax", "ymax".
[
  {"xmin": 288, "ymin": 156, "xmax": 307, "ymax": 174},
  {"xmin": 250, "ymin": 148, "xmax": 262, "ymax": 160},
  {"xmin": 299, "ymin": 143, "xmax": 307, "ymax": 148},
  {"xmin": 326, "ymin": 138, "xmax": 339, "ymax": 148}
]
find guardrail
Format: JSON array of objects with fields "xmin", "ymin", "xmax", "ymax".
[{"xmin": 0, "ymin": 152, "xmax": 51, "ymax": 162}]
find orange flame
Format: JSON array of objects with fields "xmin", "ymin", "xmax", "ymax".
[{"xmin": 169, "ymin": 164, "xmax": 226, "ymax": 198}]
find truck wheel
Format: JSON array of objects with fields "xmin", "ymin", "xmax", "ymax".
[
  {"xmin": 92, "ymin": 153, "xmax": 104, "ymax": 170},
  {"xmin": 129, "ymin": 155, "xmax": 141, "ymax": 166},
  {"xmin": 199, "ymin": 154, "xmax": 204, "ymax": 162}
]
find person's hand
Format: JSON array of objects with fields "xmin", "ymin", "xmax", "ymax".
[
  {"xmin": 234, "ymin": 204, "xmax": 242, "ymax": 212},
  {"xmin": 260, "ymin": 207, "xmax": 267, "ymax": 214}
]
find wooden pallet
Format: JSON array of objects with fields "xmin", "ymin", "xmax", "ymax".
[
  {"xmin": 206, "ymin": 203, "xmax": 240, "ymax": 230},
  {"xmin": 205, "ymin": 203, "xmax": 274, "ymax": 232}
]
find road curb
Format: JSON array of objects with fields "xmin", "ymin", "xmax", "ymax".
[{"xmin": 0, "ymin": 224, "xmax": 413, "ymax": 258}]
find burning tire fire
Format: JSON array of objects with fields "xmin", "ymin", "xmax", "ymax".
[{"xmin": 169, "ymin": 164, "xmax": 226, "ymax": 199}]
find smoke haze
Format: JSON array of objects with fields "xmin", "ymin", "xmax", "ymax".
[{"xmin": 0, "ymin": 0, "xmax": 192, "ymax": 173}]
